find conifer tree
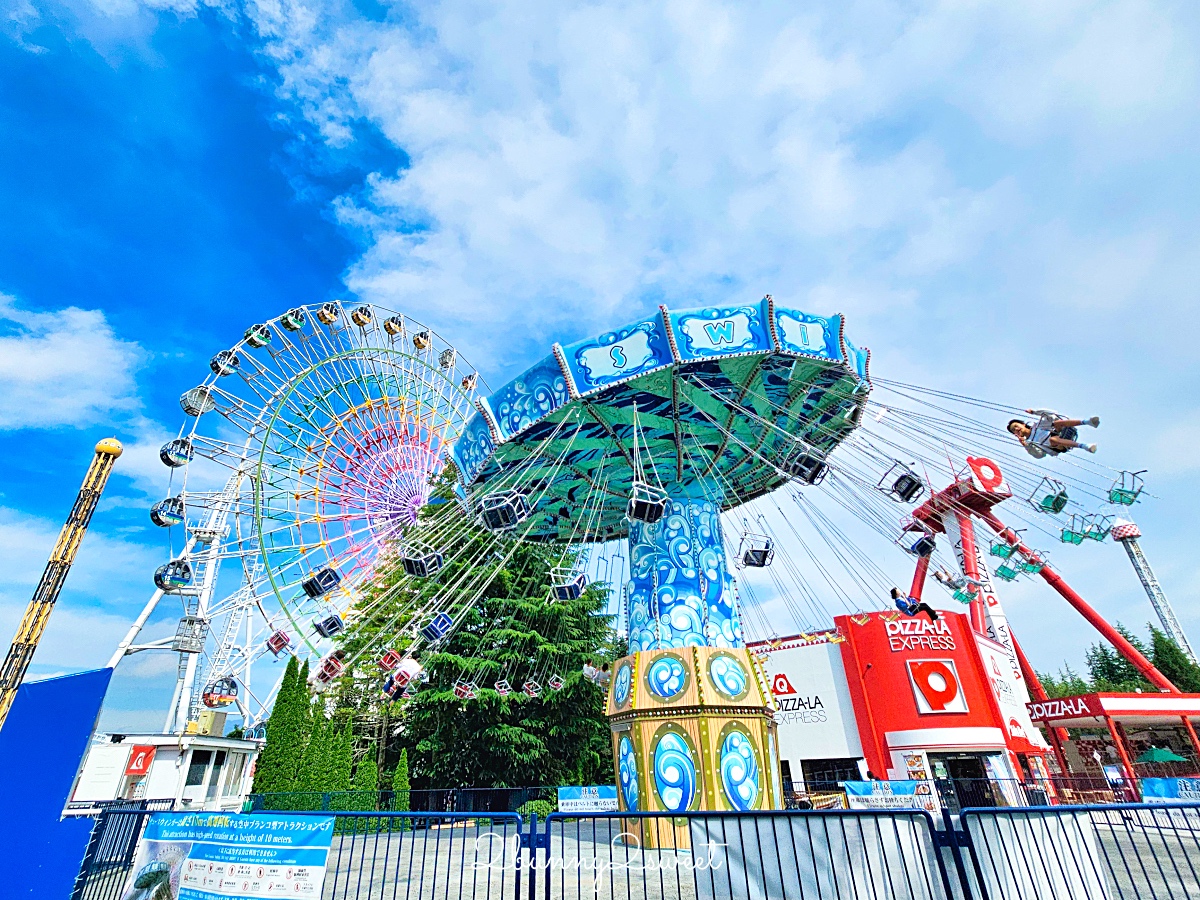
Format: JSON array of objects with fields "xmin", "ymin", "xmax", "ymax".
[
  {"xmin": 403, "ymin": 540, "xmax": 614, "ymax": 789},
  {"xmin": 295, "ymin": 713, "xmax": 332, "ymax": 798},
  {"xmin": 1085, "ymin": 624, "xmax": 1153, "ymax": 691},
  {"xmin": 351, "ymin": 749, "xmax": 379, "ymax": 812},
  {"xmin": 392, "ymin": 748, "xmax": 410, "ymax": 812},
  {"xmin": 252, "ymin": 656, "xmax": 302, "ymax": 795},
  {"xmin": 329, "ymin": 720, "xmax": 353, "ymax": 792},
  {"xmin": 1150, "ymin": 627, "xmax": 1200, "ymax": 692}
]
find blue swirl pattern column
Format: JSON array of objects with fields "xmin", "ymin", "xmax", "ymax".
[{"xmin": 626, "ymin": 498, "xmax": 742, "ymax": 651}]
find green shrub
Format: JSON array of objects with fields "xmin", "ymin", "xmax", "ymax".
[{"xmin": 516, "ymin": 798, "xmax": 556, "ymax": 820}]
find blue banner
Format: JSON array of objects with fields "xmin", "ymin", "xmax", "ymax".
[
  {"xmin": 844, "ymin": 780, "xmax": 933, "ymax": 811},
  {"xmin": 122, "ymin": 812, "xmax": 334, "ymax": 899},
  {"xmin": 1141, "ymin": 777, "xmax": 1200, "ymax": 802}
]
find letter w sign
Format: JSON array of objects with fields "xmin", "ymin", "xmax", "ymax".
[{"xmin": 704, "ymin": 320, "xmax": 736, "ymax": 345}]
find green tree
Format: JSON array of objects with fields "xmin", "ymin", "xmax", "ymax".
[
  {"xmin": 353, "ymin": 753, "xmax": 379, "ymax": 793},
  {"xmin": 392, "ymin": 748, "xmax": 410, "ymax": 812},
  {"xmin": 1150, "ymin": 627, "xmax": 1200, "ymax": 692},
  {"xmin": 403, "ymin": 540, "xmax": 614, "ymax": 789},
  {"xmin": 1037, "ymin": 664, "xmax": 1091, "ymax": 699},
  {"xmin": 295, "ymin": 713, "xmax": 332, "ymax": 799},
  {"xmin": 329, "ymin": 720, "xmax": 354, "ymax": 793},
  {"xmin": 252, "ymin": 657, "xmax": 310, "ymax": 795},
  {"xmin": 1085, "ymin": 624, "xmax": 1153, "ymax": 692}
]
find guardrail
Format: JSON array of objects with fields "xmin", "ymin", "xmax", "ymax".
[
  {"xmin": 72, "ymin": 800, "xmax": 1200, "ymax": 899},
  {"xmin": 957, "ymin": 801, "xmax": 1200, "ymax": 900}
]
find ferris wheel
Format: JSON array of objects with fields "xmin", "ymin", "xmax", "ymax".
[{"xmin": 114, "ymin": 300, "xmax": 483, "ymax": 731}]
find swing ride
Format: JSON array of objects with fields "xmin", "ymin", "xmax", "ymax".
[{"xmin": 105, "ymin": 290, "xmax": 1192, "ymax": 819}]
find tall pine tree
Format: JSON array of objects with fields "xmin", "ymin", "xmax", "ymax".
[
  {"xmin": 1150, "ymin": 627, "xmax": 1200, "ymax": 692},
  {"xmin": 252, "ymin": 657, "xmax": 307, "ymax": 795},
  {"xmin": 403, "ymin": 540, "xmax": 614, "ymax": 789},
  {"xmin": 295, "ymin": 713, "xmax": 332, "ymax": 798},
  {"xmin": 392, "ymin": 749, "xmax": 410, "ymax": 812}
]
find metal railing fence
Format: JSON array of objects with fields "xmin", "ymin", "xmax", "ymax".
[
  {"xmin": 284, "ymin": 810, "xmax": 525, "ymax": 900},
  {"xmin": 72, "ymin": 800, "xmax": 1200, "ymax": 900},
  {"xmin": 70, "ymin": 808, "xmax": 156, "ymax": 900},
  {"xmin": 537, "ymin": 809, "xmax": 954, "ymax": 900},
  {"xmin": 958, "ymin": 801, "xmax": 1200, "ymax": 900}
]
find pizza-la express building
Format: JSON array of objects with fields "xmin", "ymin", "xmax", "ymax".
[{"xmin": 753, "ymin": 609, "xmax": 1049, "ymax": 799}]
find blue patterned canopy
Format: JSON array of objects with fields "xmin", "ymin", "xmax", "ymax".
[{"xmin": 454, "ymin": 297, "xmax": 869, "ymax": 542}]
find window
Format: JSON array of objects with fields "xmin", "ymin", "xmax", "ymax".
[
  {"xmin": 185, "ymin": 750, "xmax": 212, "ymax": 787},
  {"xmin": 206, "ymin": 751, "xmax": 227, "ymax": 801},
  {"xmin": 223, "ymin": 754, "xmax": 246, "ymax": 797}
]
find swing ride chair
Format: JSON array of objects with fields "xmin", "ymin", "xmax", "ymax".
[
  {"xmin": 1028, "ymin": 477, "xmax": 1069, "ymax": 514},
  {"xmin": 1108, "ymin": 470, "xmax": 1145, "ymax": 506},
  {"xmin": 401, "ymin": 543, "xmax": 444, "ymax": 579},
  {"xmin": 738, "ymin": 533, "xmax": 775, "ymax": 568},
  {"xmin": 550, "ymin": 567, "xmax": 588, "ymax": 602},
  {"xmin": 878, "ymin": 462, "xmax": 925, "ymax": 504}
]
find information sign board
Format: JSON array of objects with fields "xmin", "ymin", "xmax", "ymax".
[
  {"xmin": 120, "ymin": 812, "xmax": 334, "ymax": 899},
  {"xmin": 557, "ymin": 785, "xmax": 619, "ymax": 813}
]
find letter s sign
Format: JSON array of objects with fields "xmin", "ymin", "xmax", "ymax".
[{"xmin": 907, "ymin": 660, "xmax": 969, "ymax": 714}]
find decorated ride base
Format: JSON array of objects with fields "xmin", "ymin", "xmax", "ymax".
[{"xmin": 606, "ymin": 647, "xmax": 781, "ymax": 847}]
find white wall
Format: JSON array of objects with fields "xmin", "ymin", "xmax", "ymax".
[
  {"xmin": 71, "ymin": 745, "xmax": 129, "ymax": 802},
  {"xmin": 760, "ymin": 642, "xmax": 863, "ymax": 762}
]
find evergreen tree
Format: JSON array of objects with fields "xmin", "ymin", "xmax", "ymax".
[
  {"xmin": 353, "ymin": 753, "xmax": 379, "ymax": 792},
  {"xmin": 1150, "ymin": 626, "xmax": 1200, "ymax": 692},
  {"xmin": 329, "ymin": 720, "xmax": 354, "ymax": 793},
  {"xmin": 351, "ymin": 750, "xmax": 379, "ymax": 812},
  {"xmin": 1085, "ymin": 624, "xmax": 1153, "ymax": 692},
  {"xmin": 392, "ymin": 748, "xmax": 410, "ymax": 812},
  {"xmin": 252, "ymin": 657, "xmax": 303, "ymax": 795},
  {"xmin": 1037, "ymin": 664, "xmax": 1091, "ymax": 698},
  {"xmin": 295, "ymin": 713, "xmax": 332, "ymax": 799},
  {"xmin": 403, "ymin": 540, "xmax": 614, "ymax": 789}
]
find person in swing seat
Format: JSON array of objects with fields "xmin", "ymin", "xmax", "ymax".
[
  {"xmin": 1007, "ymin": 409, "xmax": 1099, "ymax": 457},
  {"xmin": 890, "ymin": 587, "xmax": 939, "ymax": 622}
]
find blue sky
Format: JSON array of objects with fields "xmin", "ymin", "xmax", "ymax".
[{"xmin": 3, "ymin": 0, "xmax": 1200, "ymax": 732}]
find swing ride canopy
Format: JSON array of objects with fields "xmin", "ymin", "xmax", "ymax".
[{"xmin": 454, "ymin": 297, "xmax": 872, "ymax": 540}]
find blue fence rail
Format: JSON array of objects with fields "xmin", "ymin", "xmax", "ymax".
[{"xmin": 72, "ymin": 801, "xmax": 1200, "ymax": 899}]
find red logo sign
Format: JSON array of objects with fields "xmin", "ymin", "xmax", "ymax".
[
  {"xmin": 124, "ymin": 745, "xmax": 156, "ymax": 776},
  {"xmin": 967, "ymin": 457, "xmax": 1010, "ymax": 496},
  {"xmin": 907, "ymin": 660, "xmax": 968, "ymax": 714},
  {"xmin": 771, "ymin": 673, "xmax": 797, "ymax": 695}
]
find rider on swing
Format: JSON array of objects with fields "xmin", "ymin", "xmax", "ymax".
[
  {"xmin": 1007, "ymin": 409, "xmax": 1099, "ymax": 458},
  {"xmin": 890, "ymin": 587, "xmax": 939, "ymax": 623}
]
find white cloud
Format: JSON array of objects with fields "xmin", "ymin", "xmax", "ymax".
[
  {"xmin": 220, "ymin": 0, "xmax": 1200, "ymax": 372},
  {"xmin": 0, "ymin": 506, "xmax": 162, "ymax": 672},
  {"xmin": 0, "ymin": 294, "xmax": 143, "ymax": 429}
]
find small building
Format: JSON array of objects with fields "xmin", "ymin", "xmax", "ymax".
[
  {"xmin": 755, "ymin": 609, "xmax": 1052, "ymax": 809},
  {"xmin": 1027, "ymin": 691, "xmax": 1200, "ymax": 800},
  {"xmin": 67, "ymin": 729, "xmax": 261, "ymax": 814}
]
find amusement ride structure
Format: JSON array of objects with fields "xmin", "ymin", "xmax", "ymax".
[
  {"xmin": 117, "ymin": 294, "xmax": 1189, "ymax": 813},
  {"xmin": 0, "ymin": 438, "xmax": 123, "ymax": 732},
  {"xmin": 113, "ymin": 301, "xmax": 484, "ymax": 733}
]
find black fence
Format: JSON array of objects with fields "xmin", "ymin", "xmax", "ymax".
[
  {"xmin": 248, "ymin": 787, "xmax": 557, "ymax": 814},
  {"xmin": 73, "ymin": 800, "xmax": 1200, "ymax": 899}
]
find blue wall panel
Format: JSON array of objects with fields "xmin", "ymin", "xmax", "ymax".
[{"xmin": 0, "ymin": 668, "xmax": 112, "ymax": 898}]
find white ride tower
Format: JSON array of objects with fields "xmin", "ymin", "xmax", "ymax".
[{"xmin": 1111, "ymin": 518, "xmax": 1196, "ymax": 665}]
